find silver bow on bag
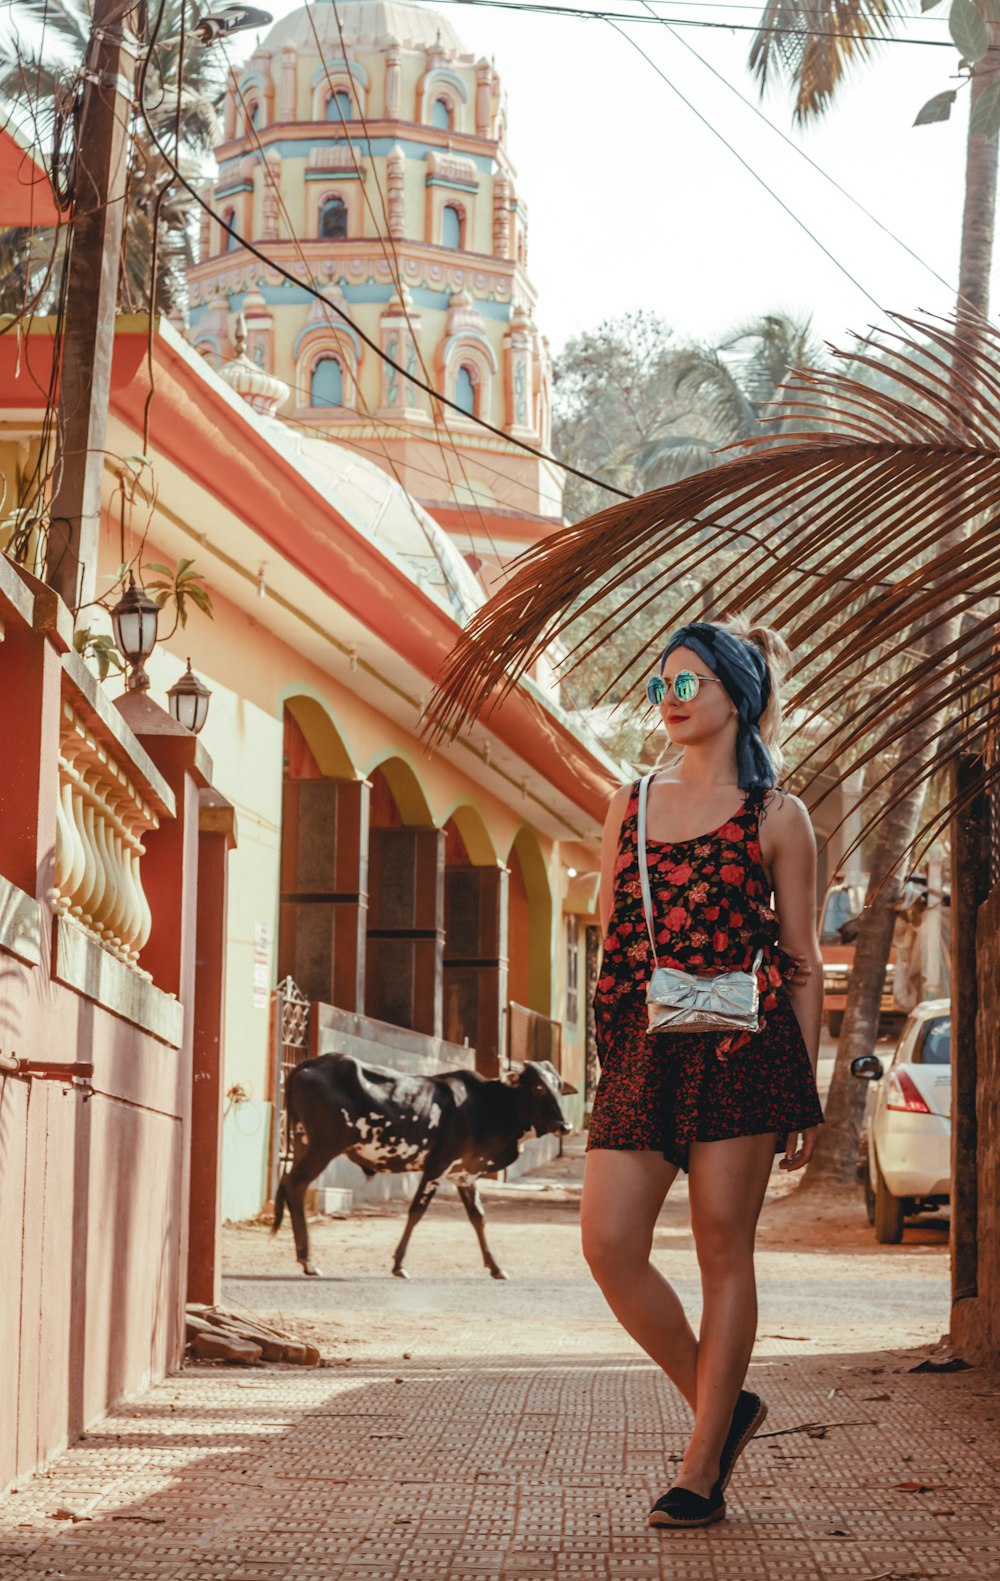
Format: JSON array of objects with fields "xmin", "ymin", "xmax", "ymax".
[{"xmin": 637, "ymin": 773, "xmax": 763, "ymax": 1036}]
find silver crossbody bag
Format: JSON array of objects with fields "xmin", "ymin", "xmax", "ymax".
[{"xmin": 637, "ymin": 773, "xmax": 763, "ymax": 1036}]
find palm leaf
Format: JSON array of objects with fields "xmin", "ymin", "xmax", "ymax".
[
  {"xmin": 426, "ymin": 312, "xmax": 1000, "ymax": 869},
  {"xmin": 749, "ymin": 0, "xmax": 895, "ymax": 120}
]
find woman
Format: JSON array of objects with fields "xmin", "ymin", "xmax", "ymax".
[{"xmin": 581, "ymin": 617, "xmax": 825, "ymax": 1530}]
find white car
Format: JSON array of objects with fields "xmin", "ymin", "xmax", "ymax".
[{"xmin": 851, "ymin": 998, "xmax": 951, "ymax": 1244}]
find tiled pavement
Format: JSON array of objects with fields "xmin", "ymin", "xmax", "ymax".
[{"xmin": 1, "ymin": 1342, "xmax": 998, "ymax": 1580}]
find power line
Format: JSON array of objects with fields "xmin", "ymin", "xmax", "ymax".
[
  {"xmin": 408, "ymin": 0, "xmax": 956, "ymax": 46},
  {"xmin": 216, "ymin": 50, "xmax": 472, "ymax": 609},
  {"xmin": 210, "ymin": 344, "xmax": 570, "ymax": 515},
  {"xmin": 137, "ymin": 109, "xmax": 632, "ymax": 499},
  {"xmin": 639, "ymin": 0, "xmax": 959, "ymax": 300},
  {"xmin": 604, "ymin": 16, "xmax": 887, "ymax": 313},
  {"xmin": 313, "ymin": 0, "xmax": 504, "ymax": 567}
]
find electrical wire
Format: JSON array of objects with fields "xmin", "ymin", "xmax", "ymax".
[
  {"xmin": 210, "ymin": 344, "xmax": 570, "ymax": 515},
  {"xmin": 136, "ymin": 103, "xmax": 632, "ymax": 498},
  {"xmin": 407, "ymin": 0, "xmax": 956, "ymax": 46},
  {"xmin": 640, "ymin": 0, "xmax": 960, "ymax": 301},
  {"xmin": 306, "ymin": 0, "xmax": 504, "ymax": 569},
  {"xmin": 213, "ymin": 57, "xmax": 474, "ymax": 611},
  {"xmin": 603, "ymin": 15, "xmax": 887, "ymax": 313}
]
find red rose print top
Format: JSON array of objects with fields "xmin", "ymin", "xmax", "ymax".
[{"xmin": 594, "ymin": 780, "xmax": 799, "ymax": 1058}]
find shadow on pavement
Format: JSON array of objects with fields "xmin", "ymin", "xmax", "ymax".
[{"xmin": 0, "ymin": 1339, "xmax": 997, "ymax": 1580}]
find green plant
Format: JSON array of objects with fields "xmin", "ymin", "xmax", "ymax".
[
  {"xmin": 142, "ymin": 558, "xmax": 214, "ymax": 633},
  {"xmin": 73, "ymin": 627, "xmax": 125, "ymax": 682}
]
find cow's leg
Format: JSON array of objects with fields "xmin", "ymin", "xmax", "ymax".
[
  {"xmin": 282, "ymin": 1143, "xmax": 337, "ymax": 1276},
  {"xmin": 391, "ymin": 1173, "xmax": 440, "ymax": 1278},
  {"xmin": 457, "ymin": 1179, "xmax": 508, "ymax": 1280}
]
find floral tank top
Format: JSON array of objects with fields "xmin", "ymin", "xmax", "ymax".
[{"xmin": 594, "ymin": 780, "xmax": 798, "ymax": 1058}]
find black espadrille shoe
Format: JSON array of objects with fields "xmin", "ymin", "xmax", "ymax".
[
  {"xmin": 647, "ymin": 1480, "xmax": 725, "ymax": 1529},
  {"xmin": 717, "ymin": 1389, "xmax": 767, "ymax": 1493}
]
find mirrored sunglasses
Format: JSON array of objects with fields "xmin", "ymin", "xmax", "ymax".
[{"xmin": 646, "ymin": 669, "xmax": 724, "ymax": 706}]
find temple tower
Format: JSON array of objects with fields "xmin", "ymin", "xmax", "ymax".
[{"xmin": 186, "ymin": 0, "xmax": 563, "ymax": 578}]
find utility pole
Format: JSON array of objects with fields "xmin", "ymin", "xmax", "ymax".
[{"xmin": 45, "ymin": 0, "xmax": 144, "ymax": 618}]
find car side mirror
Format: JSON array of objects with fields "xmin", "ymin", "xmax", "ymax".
[{"xmin": 850, "ymin": 1054, "xmax": 883, "ymax": 1081}]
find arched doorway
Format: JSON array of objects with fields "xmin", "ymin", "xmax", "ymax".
[
  {"xmin": 442, "ymin": 808, "xmax": 506, "ymax": 1076},
  {"xmin": 506, "ymin": 828, "xmax": 558, "ymax": 1070},
  {"xmin": 365, "ymin": 757, "xmax": 443, "ymax": 1036},
  {"xmin": 507, "ymin": 828, "xmax": 553, "ymax": 1014},
  {"xmin": 278, "ymin": 698, "xmax": 366, "ymax": 1010}
]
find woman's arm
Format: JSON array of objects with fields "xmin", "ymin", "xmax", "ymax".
[
  {"xmin": 768, "ymin": 794, "xmax": 824, "ymax": 1072},
  {"xmin": 599, "ymin": 782, "xmax": 633, "ymax": 937}
]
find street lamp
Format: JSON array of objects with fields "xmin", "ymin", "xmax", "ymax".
[
  {"xmin": 167, "ymin": 659, "xmax": 212, "ymax": 734},
  {"xmin": 111, "ymin": 572, "xmax": 160, "ymax": 691}
]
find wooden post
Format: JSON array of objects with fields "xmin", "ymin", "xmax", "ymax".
[
  {"xmin": 45, "ymin": 0, "xmax": 142, "ymax": 616},
  {"xmin": 950, "ymin": 753, "xmax": 990, "ymax": 1311},
  {"xmin": 188, "ymin": 790, "xmax": 237, "ymax": 1308}
]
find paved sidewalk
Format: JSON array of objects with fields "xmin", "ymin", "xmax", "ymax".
[{"xmin": 1, "ymin": 1336, "xmax": 997, "ymax": 1580}]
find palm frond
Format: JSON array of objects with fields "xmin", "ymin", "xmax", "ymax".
[
  {"xmin": 665, "ymin": 347, "xmax": 759, "ymax": 442},
  {"xmin": 427, "ymin": 312, "xmax": 1000, "ymax": 866},
  {"xmin": 749, "ymin": 0, "xmax": 894, "ymax": 120},
  {"xmin": 633, "ymin": 435, "xmax": 720, "ymax": 490}
]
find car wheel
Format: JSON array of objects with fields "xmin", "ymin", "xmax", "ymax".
[
  {"xmin": 874, "ymin": 1150, "xmax": 904, "ymax": 1244},
  {"xmin": 827, "ymin": 1010, "xmax": 843, "ymax": 1038},
  {"xmin": 863, "ymin": 1166, "xmax": 876, "ymax": 1226}
]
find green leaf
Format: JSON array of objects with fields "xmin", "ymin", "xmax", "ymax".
[
  {"xmin": 922, "ymin": 0, "xmax": 944, "ymax": 8},
  {"xmin": 141, "ymin": 562, "xmax": 172, "ymax": 577},
  {"xmin": 914, "ymin": 89, "xmax": 957, "ymax": 124},
  {"xmin": 970, "ymin": 79, "xmax": 1000, "ymax": 136},
  {"xmin": 949, "ymin": 0, "xmax": 989, "ymax": 64}
]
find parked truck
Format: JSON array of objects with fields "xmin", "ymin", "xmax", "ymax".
[
  {"xmin": 818, "ymin": 868, "xmax": 948, "ymax": 1038},
  {"xmin": 819, "ymin": 874, "xmax": 899, "ymax": 1039}
]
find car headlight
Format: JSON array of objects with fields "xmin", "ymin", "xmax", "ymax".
[{"xmin": 823, "ymin": 967, "xmax": 850, "ymax": 993}]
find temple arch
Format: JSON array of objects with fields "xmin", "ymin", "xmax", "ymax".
[{"xmin": 416, "ymin": 67, "xmax": 468, "ymax": 129}]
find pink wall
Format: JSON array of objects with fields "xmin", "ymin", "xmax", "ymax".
[{"xmin": 0, "ymin": 563, "xmax": 229, "ymax": 1492}]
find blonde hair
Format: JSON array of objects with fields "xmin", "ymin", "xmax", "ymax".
[{"xmin": 715, "ymin": 613, "xmax": 791, "ymax": 780}]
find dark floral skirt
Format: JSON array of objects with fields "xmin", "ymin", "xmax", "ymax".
[{"xmin": 587, "ymin": 986, "xmax": 825, "ymax": 1172}]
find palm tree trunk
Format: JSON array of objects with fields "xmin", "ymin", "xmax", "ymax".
[
  {"xmin": 803, "ymin": 713, "xmax": 943, "ymax": 1185},
  {"xmin": 948, "ymin": 15, "xmax": 1000, "ymax": 1311},
  {"xmin": 957, "ymin": 30, "xmax": 999, "ymax": 321},
  {"xmin": 802, "ymin": 64, "xmax": 998, "ymax": 1188}
]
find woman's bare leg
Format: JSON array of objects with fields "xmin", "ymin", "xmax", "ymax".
[
  {"xmin": 672, "ymin": 1131, "xmax": 779, "ymax": 1497},
  {"xmin": 581, "ymin": 1148, "xmax": 699, "ymax": 1408}
]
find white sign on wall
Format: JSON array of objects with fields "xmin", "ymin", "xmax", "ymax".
[{"xmin": 252, "ymin": 923, "xmax": 270, "ymax": 1010}]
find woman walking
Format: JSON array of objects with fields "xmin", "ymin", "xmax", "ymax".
[{"xmin": 581, "ymin": 617, "xmax": 825, "ymax": 1529}]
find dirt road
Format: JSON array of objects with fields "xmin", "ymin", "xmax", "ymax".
[{"xmin": 223, "ymin": 1101, "xmax": 950, "ymax": 1363}]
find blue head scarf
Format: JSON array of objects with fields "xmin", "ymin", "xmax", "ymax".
[{"xmin": 659, "ymin": 621, "xmax": 775, "ymax": 792}]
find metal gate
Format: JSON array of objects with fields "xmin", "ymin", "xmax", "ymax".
[{"xmin": 270, "ymin": 975, "xmax": 310, "ymax": 1198}]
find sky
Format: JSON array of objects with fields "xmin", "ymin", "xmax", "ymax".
[
  {"xmin": 0, "ymin": 0, "xmax": 980, "ymax": 357},
  {"xmin": 243, "ymin": 0, "xmax": 980, "ymax": 358}
]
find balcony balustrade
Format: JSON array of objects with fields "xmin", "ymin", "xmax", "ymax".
[{"xmin": 53, "ymin": 698, "xmax": 158, "ymax": 972}]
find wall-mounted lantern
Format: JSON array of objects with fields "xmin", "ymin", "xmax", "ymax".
[
  {"xmin": 167, "ymin": 659, "xmax": 212, "ymax": 735},
  {"xmin": 111, "ymin": 573, "xmax": 160, "ymax": 692}
]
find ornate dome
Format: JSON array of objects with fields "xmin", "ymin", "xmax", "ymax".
[{"xmin": 261, "ymin": 0, "xmax": 468, "ymax": 55}]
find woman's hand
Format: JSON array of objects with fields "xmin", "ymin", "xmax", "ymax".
[
  {"xmin": 785, "ymin": 951, "xmax": 813, "ymax": 986},
  {"xmin": 778, "ymin": 1125, "xmax": 821, "ymax": 1171}
]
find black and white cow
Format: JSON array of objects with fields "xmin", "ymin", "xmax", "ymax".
[{"xmin": 272, "ymin": 1054, "xmax": 575, "ymax": 1278}]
